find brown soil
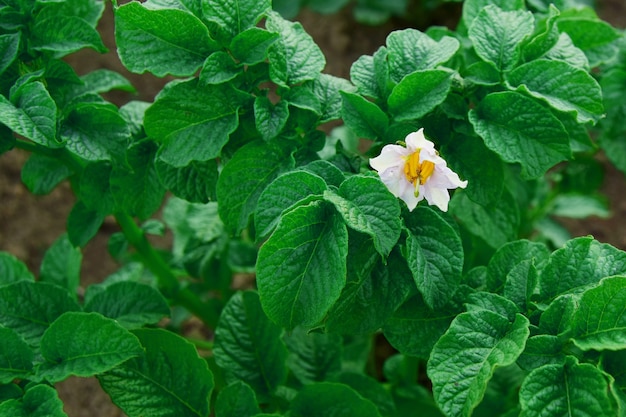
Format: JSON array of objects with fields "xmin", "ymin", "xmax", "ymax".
[{"xmin": 1, "ymin": 1, "xmax": 625, "ymax": 416}]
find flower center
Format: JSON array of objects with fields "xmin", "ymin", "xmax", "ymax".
[{"xmin": 404, "ymin": 150, "xmax": 435, "ymax": 193}]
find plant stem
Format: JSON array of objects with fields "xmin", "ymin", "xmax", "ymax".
[
  {"xmin": 14, "ymin": 138, "xmax": 84, "ymax": 172},
  {"xmin": 114, "ymin": 212, "xmax": 219, "ymax": 328}
]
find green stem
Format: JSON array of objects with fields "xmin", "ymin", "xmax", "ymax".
[
  {"xmin": 114, "ymin": 212, "xmax": 219, "ymax": 328},
  {"xmin": 14, "ymin": 138, "xmax": 84, "ymax": 172}
]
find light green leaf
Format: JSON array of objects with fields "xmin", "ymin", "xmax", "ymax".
[
  {"xmin": 213, "ymin": 291, "xmax": 287, "ymax": 400},
  {"xmin": 84, "ymin": 281, "xmax": 170, "ymax": 329},
  {"xmin": 550, "ymin": 193, "xmax": 610, "ymax": 219},
  {"xmin": 99, "ymin": 328, "xmax": 214, "ymax": 417},
  {"xmin": 284, "ymin": 326, "xmax": 342, "ymax": 384},
  {"xmin": 469, "ymin": 91, "xmax": 570, "ymax": 179},
  {"xmin": 462, "ymin": 0, "xmax": 525, "ymax": 28},
  {"xmin": 506, "ymin": 59, "xmax": 603, "ymax": 124},
  {"xmin": 386, "ymin": 29, "xmax": 459, "ymax": 83},
  {"xmin": 80, "ymin": 69, "xmax": 136, "ymax": 95},
  {"xmin": 517, "ymin": 334, "xmax": 566, "ymax": 371},
  {"xmin": 256, "ymin": 201, "xmax": 348, "ymax": 329},
  {"xmin": 217, "ymin": 140, "xmax": 295, "ymax": 234},
  {"xmin": 39, "ymin": 234, "xmax": 81, "ymax": 297},
  {"xmin": 230, "ymin": 27, "xmax": 279, "ymax": 65},
  {"xmin": 202, "ymin": 0, "xmax": 270, "ymax": 41},
  {"xmin": 0, "ymin": 384, "xmax": 67, "ymax": 417},
  {"xmin": 428, "ymin": 311, "xmax": 530, "ymax": 417},
  {"xmin": 255, "ymin": 170, "xmax": 327, "ymax": 240},
  {"xmin": 543, "ymin": 33, "xmax": 590, "ymax": 70},
  {"xmin": 38, "ymin": 312, "xmax": 143, "ymax": 383},
  {"xmin": 199, "ymin": 51, "xmax": 239, "ymax": 85},
  {"xmin": 323, "ymin": 175, "xmax": 401, "ymax": 257},
  {"xmin": 405, "ymin": 207, "xmax": 463, "ymax": 309},
  {"xmin": 388, "ymin": 69, "xmax": 453, "ymax": 121},
  {"xmin": 0, "ymin": 326, "xmax": 33, "ymax": 383},
  {"xmin": 311, "ymin": 73, "xmax": 355, "ymax": 124},
  {"xmin": 115, "ymin": 2, "xmax": 218, "ymax": 76},
  {"xmin": 538, "ymin": 237, "xmax": 626, "ymax": 301},
  {"xmin": 155, "ymin": 158, "xmax": 218, "ymax": 204},
  {"xmin": 0, "ymin": 81, "xmax": 58, "ymax": 148},
  {"xmin": 519, "ymin": 356, "xmax": 614, "ymax": 417},
  {"xmin": 340, "ymin": 91, "xmax": 388, "ymax": 140},
  {"xmin": 266, "ymin": 10, "xmax": 325, "ymax": 87},
  {"xmin": 0, "ymin": 252, "xmax": 35, "ymax": 284},
  {"xmin": 291, "ymin": 382, "xmax": 382, "ymax": 417},
  {"xmin": 31, "ymin": 13, "xmax": 106, "ymax": 57},
  {"xmin": 468, "ymin": 5, "xmax": 534, "ymax": 70},
  {"xmin": 215, "ymin": 381, "xmax": 261, "ymax": 417},
  {"xmin": 557, "ymin": 16, "xmax": 620, "ymax": 67}
]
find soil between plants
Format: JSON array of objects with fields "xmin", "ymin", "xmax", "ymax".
[{"xmin": 1, "ymin": 1, "xmax": 625, "ymax": 415}]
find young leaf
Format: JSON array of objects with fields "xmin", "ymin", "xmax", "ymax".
[
  {"xmin": 469, "ymin": 91, "xmax": 570, "ymax": 179},
  {"xmin": 517, "ymin": 334, "xmax": 567, "ymax": 371},
  {"xmin": 155, "ymin": 158, "xmax": 218, "ymax": 204},
  {"xmin": 80, "ymin": 69, "xmax": 136, "ymax": 95},
  {"xmin": 506, "ymin": 59, "xmax": 603, "ymax": 124},
  {"xmin": 145, "ymin": 79, "xmax": 247, "ymax": 167},
  {"xmin": 215, "ymin": 381, "xmax": 261, "ymax": 417},
  {"xmin": 202, "ymin": 0, "xmax": 270, "ymax": 41},
  {"xmin": 571, "ymin": 276, "xmax": 626, "ymax": 351},
  {"xmin": 538, "ymin": 237, "xmax": 626, "ymax": 301},
  {"xmin": 405, "ymin": 206, "xmax": 463, "ymax": 309},
  {"xmin": 311, "ymin": 73, "xmax": 355, "ymax": 124},
  {"xmin": 0, "ymin": 33, "xmax": 19, "ymax": 75},
  {"xmin": 290, "ymin": 382, "xmax": 382, "ymax": 417},
  {"xmin": 0, "ymin": 326, "xmax": 33, "ymax": 383},
  {"xmin": 254, "ymin": 96, "xmax": 289, "ymax": 141},
  {"xmin": 468, "ymin": 5, "xmax": 534, "ymax": 70},
  {"xmin": 66, "ymin": 200, "xmax": 105, "ymax": 247},
  {"xmin": 387, "ymin": 69, "xmax": 453, "ymax": 121},
  {"xmin": 216, "ymin": 140, "xmax": 295, "ymax": 235},
  {"xmin": 265, "ymin": 10, "xmax": 326, "ymax": 87},
  {"xmin": 283, "ymin": 326, "xmax": 342, "ymax": 384},
  {"xmin": 0, "ymin": 81, "xmax": 58, "ymax": 148},
  {"xmin": 486, "ymin": 239, "xmax": 549, "ymax": 293},
  {"xmin": 115, "ymin": 2, "xmax": 218, "ymax": 77},
  {"xmin": 99, "ymin": 328, "xmax": 214, "ymax": 417},
  {"xmin": 519, "ymin": 356, "xmax": 615, "ymax": 417},
  {"xmin": 0, "ymin": 252, "xmax": 35, "ymax": 284},
  {"xmin": 461, "ymin": 0, "xmax": 525, "ymax": 28},
  {"xmin": 84, "ymin": 281, "xmax": 170, "ymax": 329},
  {"xmin": 31, "ymin": 13, "xmax": 106, "ymax": 57},
  {"xmin": 0, "ymin": 384, "xmax": 67, "ymax": 417},
  {"xmin": 37, "ymin": 312, "xmax": 143, "ymax": 383},
  {"xmin": 213, "ymin": 291, "xmax": 287, "ymax": 400},
  {"xmin": 39, "ymin": 234, "xmax": 81, "ymax": 297},
  {"xmin": 199, "ymin": 51, "xmax": 240, "ymax": 85},
  {"xmin": 255, "ymin": 170, "xmax": 327, "ymax": 240},
  {"xmin": 503, "ymin": 260, "xmax": 538, "ymax": 312},
  {"xmin": 557, "ymin": 15, "xmax": 620, "ymax": 67},
  {"xmin": 230, "ymin": 27, "xmax": 279, "ymax": 65},
  {"xmin": 256, "ymin": 201, "xmax": 348, "ymax": 329},
  {"xmin": 0, "ymin": 281, "xmax": 80, "ymax": 348},
  {"xmin": 340, "ymin": 91, "xmax": 388, "ymax": 140},
  {"xmin": 428, "ymin": 311, "xmax": 530, "ymax": 417},
  {"xmin": 20, "ymin": 153, "xmax": 72, "ymax": 195},
  {"xmin": 323, "ymin": 175, "xmax": 401, "ymax": 257},
  {"xmin": 386, "ymin": 29, "xmax": 459, "ymax": 83}
]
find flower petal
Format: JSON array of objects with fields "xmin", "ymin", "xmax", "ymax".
[
  {"xmin": 422, "ymin": 184, "xmax": 452, "ymax": 211},
  {"xmin": 369, "ymin": 144, "xmax": 408, "ymax": 172},
  {"xmin": 405, "ymin": 128, "xmax": 435, "ymax": 153}
]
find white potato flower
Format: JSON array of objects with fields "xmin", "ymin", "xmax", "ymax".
[{"xmin": 369, "ymin": 128, "xmax": 467, "ymax": 212}]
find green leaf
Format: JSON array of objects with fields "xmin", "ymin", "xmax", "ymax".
[
  {"xmin": 37, "ymin": 312, "xmax": 142, "ymax": 382},
  {"xmin": 66, "ymin": 200, "xmax": 105, "ymax": 247},
  {"xmin": 213, "ymin": 291, "xmax": 287, "ymax": 400},
  {"xmin": 350, "ymin": 47, "xmax": 389, "ymax": 100},
  {"xmin": 20, "ymin": 153, "xmax": 71, "ymax": 195},
  {"xmin": 80, "ymin": 69, "xmax": 136, "ymax": 95},
  {"xmin": 115, "ymin": 2, "xmax": 218, "ymax": 76},
  {"xmin": 284, "ymin": 326, "xmax": 342, "ymax": 384},
  {"xmin": 469, "ymin": 91, "xmax": 570, "ymax": 179},
  {"xmin": 61, "ymin": 102, "xmax": 129, "ymax": 162},
  {"xmin": 31, "ymin": 12, "xmax": 106, "ymax": 57},
  {"xmin": 0, "ymin": 326, "xmax": 32, "ymax": 383},
  {"xmin": 383, "ymin": 293, "xmax": 456, "ymax": 359},
  {"xmin": 0, "ymin": 81, "xmax": 58, "ymax": 148},
  {"xmin": 388, "ymin": 69, "xmax": 453, "ymax": 121},
  {"xmin": 386, "ymin": 29, "xmax": 459, "ymax": 83},
  {"xmin": 291, "ymin": 382, "xmax": 382, "ymax": 417},
  {"xmin": 405, "ymin": 206, "xmax": 463, "ymax": 309},
  {"xmin": 462, "ymin": 0, "xmax": 525, "ymax": 28},
  {"xmin": 256, "ymin": 201, "xmax": 348, "ymax": 329},
  {"xmin": 202, "ymin": 0, "xmax": 270, "ymax": 41},
  {"xmin": 340, "ymin": 91, "xmax": 388, "ymax": 140},
  {"xmin": 216, "ymin": 140, "xmax": 295, "ymax": 235},
  {"xmin": 551, "ymin": 193, "xmax": 610, "ymax": 219},
  {"xmin": 311, "ymin": 73, "xmax": 355, "ymax": 124},
  {"xmin": 155, "ymin": 158, "xmax": 218, "ymax": 204},
  {"xmin": 517, "ymin": 334, "xmax": 566, "ymax": 370},
  {"xmin": 255, "ymin": 170, "xmax": 327, "ymax": 240},
  {"xmin": 84, "ymin": 281, "xmax": 170, "ymax": 329},
  {"xmin": 99, "ymin": 328, "xmax": 214, "ymax": 417},
  {"xmin": 334, "ymin": 372, "xmax": 396, "ymax": 417},
  {"xmin": 326, "ymin": 241, "xmax": 413, "ymax": 335},
  {"xmin": 299, "ymin": 160, "xmax": 345, "ymax": 188},
  {"xmin": 0, "ymin": 252, "xmax": 35, "ymax": 284},
  {"xmin": 79, "ymin": 162, "xmax": 113, "ymax": 216},
  {"xmin": 230, "ymin": 27, "xmax": 279, "ymax": 65},
  {"xmin": 543, "ymin": 33, "xmax": 590, "ymax": 70},
  {"xmin": 254, "ymin": 96, "xmax": 289, "ymax": 141},
  {"xmin": 486, "ymin": 239, "xmax": 549, "ymax": 293},
  {"xmin": 539, "ymin": 294, "xmax": 577, "ymax": 336},
  {"xmin": 557, "ymin": 16, "xmax": 620, "ymax": 67},
  {"xmin": 215, "ymin": 381, "xmax": 261, "ymax": 417},
  {"xmin": 519, "ymin": 356, "xmax": 614, "ymax": 417},
  {"xmin": 39, "ymin": 234, "xmax": 81, "ymax": 297},
  {"xmin": 0, "ymin": 281, "xmax": 80, "ymax": 348},
  {"xmin": 145, "ymin": 79, "xmax": 246, "ymax": 167},
  {"xmin": 503, "ymin": 260, "xmax": 538, "ymax": 312},
  {"xmin": 0, "ymin": 33, "xmax": 20, "ymax": 75},
  {"xmin": 110, "ymin": 140, "xmax": 165, "ymax": 220},
  {"xmin": 266, "ymin": 10, "xmax": 325, "ymax": 87},
  {"xmin": 468, "ymin": 5, "xmax": 534, "ymax": 70},
  {"xmin": 506, "ymin": 60, "xmax": 603, "ymax": 124},
  {"xmin": 199, "ymin": 51, "xmax": 239, "ymax": 85},
  {"xmin": 323, "ymin": 175, "xmax": 401, "ymax": 257},
  {"xmin": 0, "ymin": 384, "xmax": 67, "ymax": 417},
  {"xmin": 538, "ymin": 237, "xmax": 626, "ymax": 301},
  {"xmin": 428, "ymin": 311, "xmax": 530, "ymax": 417},
  {"xmin": 571, "ymin": 276, "xmax": 626, "ymax": 351}
]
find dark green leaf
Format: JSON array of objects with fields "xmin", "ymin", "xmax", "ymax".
[
  {"xmin": 254, "ymin": 96, "xmax": 289, "ymax": 141},
  {"xmin": 0, "ymin": 384, "xmax": 67, "ymax": 417},
  {"xmin": 20, "ymin": 153, "xmax": 71, "ymax": 195},
  {"xmin": 199, "ymin": 51, "xmax": 240, "ymax": 85},
  {"xmin": 486, "ymin": 239, "xmax": 549, "ymax": 293},
  {"xmin": 80, "ymin": 69, "xmax": 136, "ymax": 95},
  {"xmin": 155, "ymin": 158, "xmax": 218, "ymax": 203},
  {"xmin": 0, "ymin": 33, "xmax": 20, "ymax": 75},
  {"xmin": 39, "ymin": 234, "xmax": 81, "ymax": 297},
  {"xmin": 0, "ymin": 326, "xmax": 33, "ymax": 383},
  {"xmin": 202, "ymin": 0, "xmax": 270, "ymax": 40},
  {"xmin": 31, "ymin": 13, "xmax": 106, "ymax": 57},
  {"xmin": 0, "ymin": 252, "xmax": 35, "ymax": 284},
  {"xmin": 311, "ymin": 73, "xmax": 355, "ymax": 124},
  {"xmin": 291, "ymin": 382, "xmax": 382, "ymax": 417},
  {"xmin": 215, "ymin": 381, "xmax": 261, "ymax": 417},
  {"xmin": 557, "ymin": 15, "xmax": 620, "ymax": 67},
  {"xmin": 334, "ymin": 372, "xmax": 396, "ymax": 417},
  {"xmin": 340, "ymin": 91, "xmax": 388, "ymax": 140},
  {"xmin": 388, "ymin": 69, "xmax": 452, "ymax": 121},
  {"xmin": 230, "ymin": 27, "xmax": 279, "ymax": 65},
  {"xmin": 66, "ymin": 200, "xmax": 105, "ymax": 247},
  {"xmin": 284, "ymin": 326, "xmax": 342, "ymax": 384},
  {"xmin": 256, "ymin": 201, "xmax": 348, "ymax": 329}
]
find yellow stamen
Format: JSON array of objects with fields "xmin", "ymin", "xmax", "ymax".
[{"xmin": 403, "ymin": 150, "xmax": 435, "ymax": 196}]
